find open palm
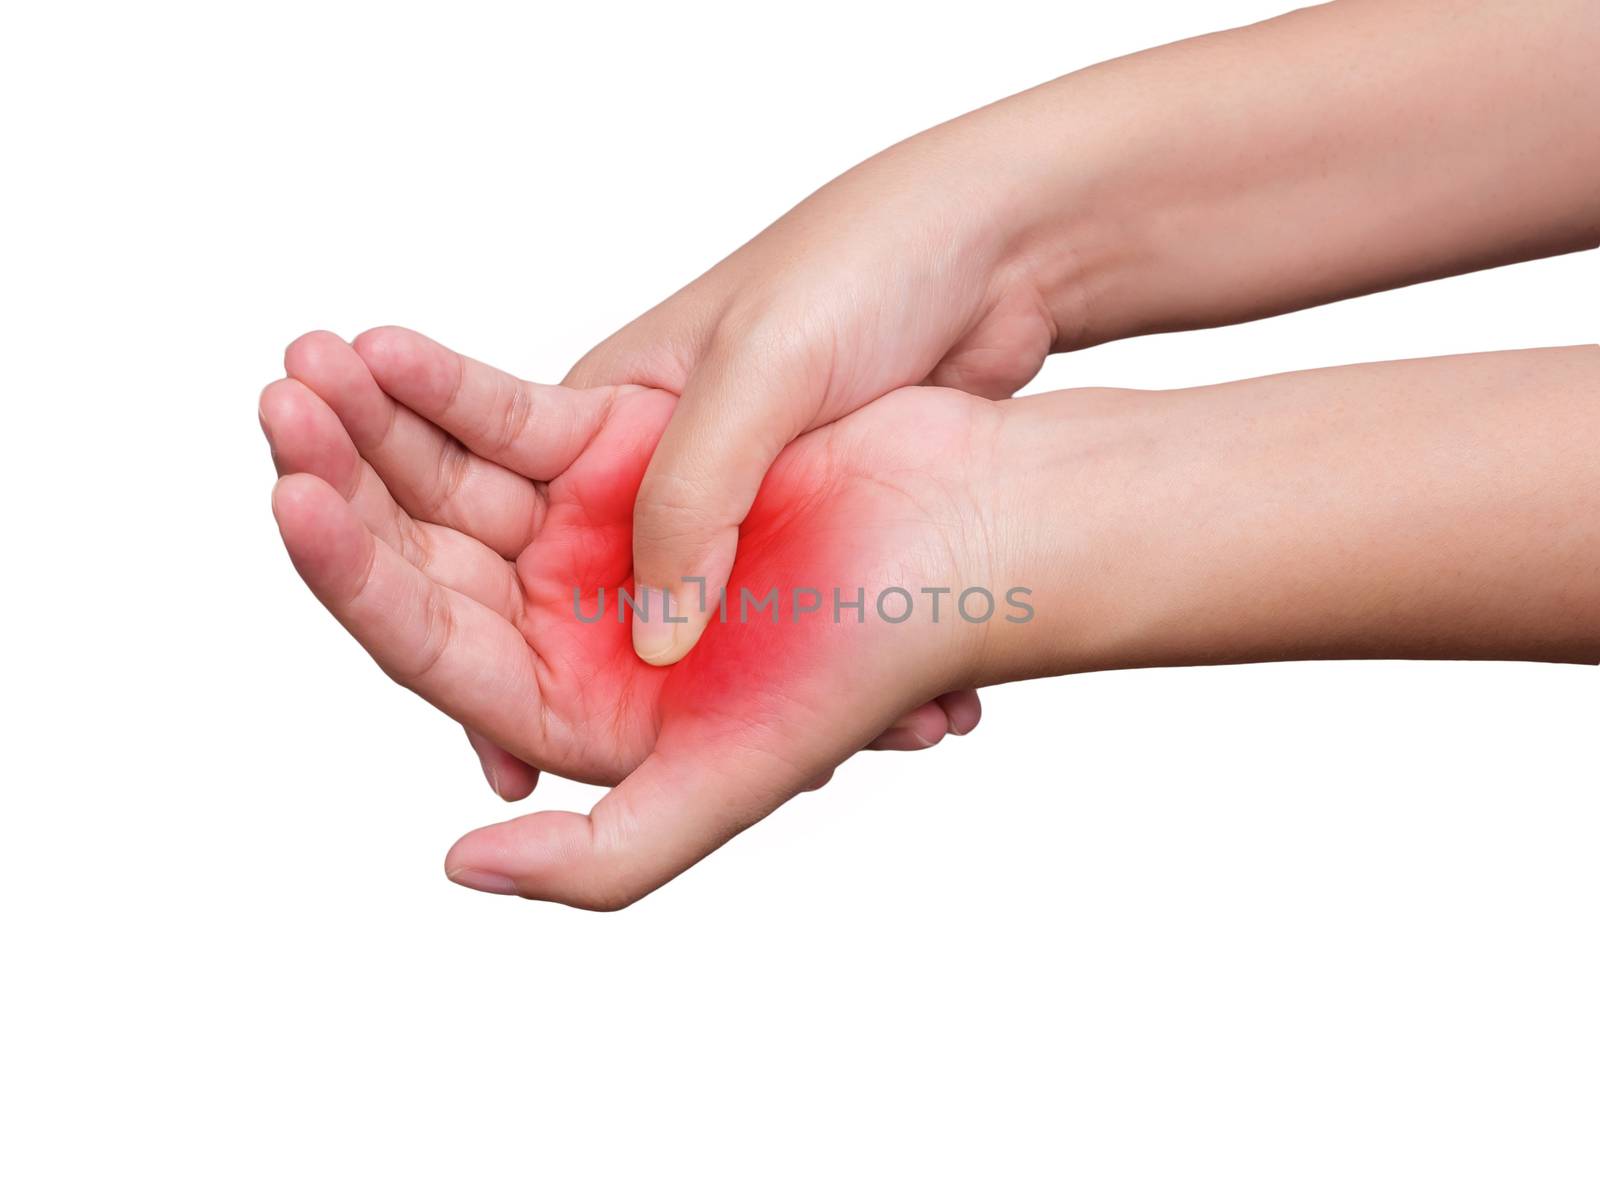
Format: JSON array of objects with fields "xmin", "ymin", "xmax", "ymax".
[{"xmin": 263, "ymin": 329, "xmax": 994, "ymax": 907}]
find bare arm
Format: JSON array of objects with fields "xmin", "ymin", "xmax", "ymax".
[
  {"xmin": 984, "ymin": 346, "xmax": 1600, "ymax": 681},
  {"xmin": 989, "ymin": 0, "xmax": 1600, "ymax": 345},
  {"xmin": 578, "ymin": 0, "xmax": 1599, "ymax": 671}
]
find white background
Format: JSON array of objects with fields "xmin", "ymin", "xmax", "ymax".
[{"xmin": 3, "ymin": 1, "xmax": 1595, "ymax": 1196}]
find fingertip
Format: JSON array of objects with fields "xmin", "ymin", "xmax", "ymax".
[
  {"xmin": 270, "ymin": 472, "xmax": 327, "ymax": 571},
  {"xmin": 283, "ymin": 329, "xmax": 347, "ymax": 378},
  {"xmin": 465, "ymin": 728, "xmax": 541, "ymax": 801},
  {"xmin": 484, "ymin": 761, "xmax": 541, "ymax": 801},
  {"xmin": 941, "ymin": 689, "xmax": 983, "ymax": 736},
  {"xmin": 352, "ymin": 325, "xmax": 475, "ymax": 415},
  {"xmin": 283, "ymin": 328, "xmax": 401, "ymax": 451},
  {"xmin": 869, "ymin": 699, "xmax": 951, "ymax": 751},
  {"xmin": 629, "ymin": 529, "xmax": 738, "ymax": 666},
  {"xmin": 496, "ymin": 773, "xmax": 539, "ymax": 802},
  {"xmin": 271, "ymin": 473, "xmax": 369, "ymax": 596},
  {"xmin": 270, "ymin": 471, "xmax": 335, "ymax": 531},
  {"xmin": 630, "ymin": 595, "xmax": 710, "ymax": 666},
  {"xmin": 351, "ymin": 325, "xmax": 428, "ymax": 382},
  {"xmin": 444, "ymin": 866, "xmax": 521, "ymax": 896},
  {"xmin": 869, "ymin": 727, "xmax": 941, "ymax": 752},
  {"xmin": 259, "ymin": 379, "xmax": 362, "ymax": 488},
  {"xmin": 446, "ymin": 810, "xmax": 632, "ymax": 909},
  {"xmin": 258, "ymin": 377, "xmax": 294, "ymax": 430},
  {"xmin": 258, "ymin": 379, "xmax": 305, "ymax": 466},
  {"xmin": 350, "ymin": 324, "xmax": 413, "ymax": 360}
]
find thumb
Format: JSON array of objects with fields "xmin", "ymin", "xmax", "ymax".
[
  {"xmin": 629, "ymin": 340, "xmax": 813, "ymax": 665},
  {"xmin": 443, "ymin": 740, "xmax": 805, "ymax": 910}
]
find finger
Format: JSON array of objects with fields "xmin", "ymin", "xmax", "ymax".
[
  {"xmin": 466, "ymin": 727, "xmax": 539, "ymax": 801},
  {"xmin": 629, "ymin": 336, "xmax": 813, "ymax": 666},
  {"xmin": 937, "ymin": 688, "xmax": 982, "ymax": 736},
  {"xmin": 444, "ymin": 740, "xmax": 810, "ymax": 910},
  {"xmin": 266, "ymin": 378, "xmax": 536, "ymax": 791},
  {"xmin": 865, "ymin": 689, "xmax": 982, "ymax": 749},
  {"xmin": 866, "ymin": 700, "xmax": 951, "ymax": 751},
  {"xmin": 870, "ymin": 690, "xmax": 979, "ymax": 748},
  {"xmin": 260, "ymin": 378, "xmax": 382, "ymax": 515},
  {"xmin": 353, "ymin": 325, "xmax": 616, "ymax": 481},
  {"xmin": 284, "ymin": 331, "xmax": 543, "ymax": 557},
  {"xmin": 260, "ymin": 378, "xmax": 521, "ymax": 623},
  {"xmin": 271, "ymin": 473, "xmax": 546, "ymax": 760}
]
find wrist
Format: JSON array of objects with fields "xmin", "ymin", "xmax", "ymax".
[
  {"xmin": 974, "ymin": 382, "xmax": 1279, "ymax": 682},
  {"xmin": 971, "ymin": 390, "xmax": 1141, "ymax": 684},
  {"xmin": 944, "ymin": 77, "xmax": 1158, "ymax": 354}
]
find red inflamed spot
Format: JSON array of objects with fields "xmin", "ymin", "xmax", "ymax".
[{"xmin": 521, "ymin": 394, "xmax": 912, "ymax": 747}]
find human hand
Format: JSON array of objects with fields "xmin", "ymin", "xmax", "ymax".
[
  {"xmin": 578, "ymin": 0, "xmax": 1600, "ymax": 669},
  {"xmin": 262, "ymin": 328, "xmax": 1009, "ymax": 908},
  {"xmin": 269, "ymin": 330, "xmax": 986, "ymax": 799},
  {"xmin": 567, "ymin": 111, "xmax": 1067, "ymax": 667},
  {"xmin": 264, "ymin": 327, "xmax": 1600, "ymax": 907}
]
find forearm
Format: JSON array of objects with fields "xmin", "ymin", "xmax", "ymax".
[
  {"xmin": 983, "ymin": 346, "xmax": 1600, "ymax": 681},
  {"xmin": 956, "ymin": 0, "xmax": 1600, "ymax": 346}
]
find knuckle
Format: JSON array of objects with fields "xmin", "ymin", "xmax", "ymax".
[
  {"xmin": 575, "ymin": 884, "xmax": 642, "ymax": 913},
  {"xmin": 429, "ymin": 436, "xmax": 471, "ymax": 511},
  {"xmin": 636, "ymin": 478, "xmax": 719, "ymax": 524},
  {"xmin": 490, "ymin": 377, "xmax": 537, "ymax": 455},
  {"xmin": 408, "ymin": 587, "xmax": 456, "ymax": 683},
  {"xmin": 707, "ymin": 295, "xmax": 812, "ymax": 373},
  {"xmin": 400, "ymin": 518, "xmax": 433, "ymax": 573},
  {"xmin": 634, "ymin": 470, "xmax": 734, "ymax": 538}
]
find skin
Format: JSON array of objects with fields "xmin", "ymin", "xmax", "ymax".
[
  {"xmin": 274, "ymin": 331, "xmax": 985, "ymax": 801},
  {"xmin": 264, "ymin": 330, "xmax": 1002, "ymax": 909},
  {"xmin": 265, "ymin": 333, "xmax": 1600, "ymax": 909},
  {"xmin": 583, "ymin": 0, "xmax": 1600, "ymax": 675}
]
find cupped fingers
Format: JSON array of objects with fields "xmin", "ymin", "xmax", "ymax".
[
  {"xmin": 284, "ymin": 331, "xmax": 544, "ymax": 557},
  {"xmin": 271, "ymin": 473, "xmax": 547, "ymax": 762},
  {"xmin": 353, "ymin": 325, "xmax": 619, "ymax": 483},
  {"xmin": 261, "ymin": 378, "xmax": 521, "ymax": 623}
]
